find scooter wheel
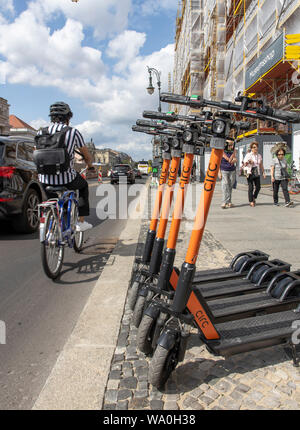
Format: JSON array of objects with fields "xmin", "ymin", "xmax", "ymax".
[
  {"xmin": 137, "ymin": 314, "xmax": 157, "ymax": 355},
  {"xmin": 233, "ymin": 256, "xmax": 248, "ymax": 272},
  {"xmin": 132, "ymin": 295, "xmax": 146, "ymax": 328},
  {"xmin": 270, "ymin": 276, "xmax": 292, "ymax": 299},
  {"xmin": 251, "ymin": 264, "xmax": 269, "ymax": 284},
  {"xmin": 128, "ymin": 281, "xmax": 140, "ymax": 310},
  {"xmin": 148, "ymin": 344, "xmax": 179, "ymax": 389}
]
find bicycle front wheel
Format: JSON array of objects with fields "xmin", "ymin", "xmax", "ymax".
[
  {"xmin": 41, "ymin": 210, "xmax": 64, "ymax": 279},
  {"xmin": 71, "ymin": 201, "xmax": 84, "ymax": 253}
]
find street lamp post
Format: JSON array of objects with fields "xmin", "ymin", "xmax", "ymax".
[{"xmin": 146, "ymin": 66, "xmax": 162, "ymax": 112}]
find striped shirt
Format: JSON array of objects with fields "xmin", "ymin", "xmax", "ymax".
[{"xmin": 38, "ymin": 122, "xmax": 86, "ymax": 185}]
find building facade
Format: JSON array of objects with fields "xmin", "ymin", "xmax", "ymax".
[
  {"xmin": 9, "ymin": 115, "xmax": 37, "ymax": 137},
  {"xmin": 172, "ymin": 0, "xmax": 300, "ymax": 179},
  {"xmin": 0, "ymin": 98, "xmax": 10, "ymax": 135}
]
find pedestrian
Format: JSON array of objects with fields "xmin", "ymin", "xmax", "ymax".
[
  {"xmin": 152, "ymin": 164, "xmax": 159, "ymax": 187},
  {"xmin": 271, "ymin": 146, "xmax": 293, "ymax": 207},
  {"xmin": 243, "ymin": 141, "xmax": 266, "ymax": 207},
  {"xmin": 219, "ymin": 140, "xmax": 237, "ymax": 209},
  {"xmin": 191, "ymin": 161, "xmax": 196, "ymax": 183}
]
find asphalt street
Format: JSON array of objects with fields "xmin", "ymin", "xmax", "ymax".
[{"xmin": 0, "ymin": 177, "xmax": 146, "ymax": 410}]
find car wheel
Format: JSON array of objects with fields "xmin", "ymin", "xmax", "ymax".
[{"xmin": 12, "ymin": 188, "xmax": 40, "ymax": 233}]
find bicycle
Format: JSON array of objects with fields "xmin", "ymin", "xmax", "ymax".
[
  {"xmin": 38, "ymin": 167, "xmax": 89, "ymax": 279},
  {"xmin": 288, "ymin": 161, "xmax": 300, "ymax": 195}
]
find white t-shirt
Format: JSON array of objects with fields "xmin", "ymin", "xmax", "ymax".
[{"xmin": 243, "ymin": 152, "xmax": 262, "ymax": 175}]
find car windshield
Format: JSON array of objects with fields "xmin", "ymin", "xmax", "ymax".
[{"xmin": 114, "ymin": 165, "xmax": 130, "ymax": 172}]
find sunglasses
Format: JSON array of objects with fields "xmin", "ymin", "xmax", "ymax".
[{"xmin": 277, "ymin": 153, "xmax": 285, "ymax": 156}]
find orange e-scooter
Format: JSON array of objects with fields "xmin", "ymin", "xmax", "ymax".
[
  {"xmin": 129, "ymin": 127, "xmax": 172, "ymax": 293},
  {"xmin": 147, "ymin": 93, "xmax": 300, "ymax": 389},
  {"xmin": 131, "ymin": 114, "xmax": 211, "ymax": 327},
  {"xmin": 129, "ymin": 125, "xmax": 185, "ymax": 308},
  {"xmin": 130, "ymin": 123, "xmax": 187, "ymax": 322}
]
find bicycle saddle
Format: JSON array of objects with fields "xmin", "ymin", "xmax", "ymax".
[{"xmin": 46, "ymin": 186, "xmax": 68, "ymax": 193}]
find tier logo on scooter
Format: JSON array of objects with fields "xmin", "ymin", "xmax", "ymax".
[
  {"xmin": 204, "ymin": 163, "xmax": 218, "ymax": 192},
  {"xmin": 168, "ymin": 166, "xmax": 178, "ymax": 186},
  {"xmin": 159, "ymin": 167, "xmax": 168, "ymax": 185},
  {"xmin": 180, "ymin": 165, "xmax": 191, "ymax": 190}
]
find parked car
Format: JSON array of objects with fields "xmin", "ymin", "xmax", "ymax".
[
  {"xmin": 110, "ymin": 164, "xmax": 135, "ymax": 184},
  {"xmin": 133, "ymin": 168, "xmax": 142, "ymax": 179},
  {"xmin": 0, "ymin": 135, "xmax": 46, "ymax": 233}
]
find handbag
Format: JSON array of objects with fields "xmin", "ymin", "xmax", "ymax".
[
  {"xmin": 250, "ymin": 166, "xmax": 260, "ymax": 179},
  {"xmin": 278, "ymin": 159, "xmax": 290, "ymax": 179}
]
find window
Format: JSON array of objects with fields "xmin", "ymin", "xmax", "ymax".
[
  {"xmin": 17, "ymin": 143, "xmax": 27, "ymax": 161},
  {"xmin": 25, "ymin": 143, "xmax": 35, "ymax": 162},
  {"xmin": 6, "ymin": 143, "xmax": 16, "ymax": 159}
]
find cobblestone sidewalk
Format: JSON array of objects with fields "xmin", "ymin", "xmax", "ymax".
[{"xmin": 102, "ymin": 191, "xmax": 300, "ymax": 411}]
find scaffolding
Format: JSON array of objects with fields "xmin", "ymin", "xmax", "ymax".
[
  {"xmin": 173, "ymin": 0, "xmax": 204, "ymax": 114},
  {"xmin": 172, "ymin": 0, "xmax": 300, "ymax": 117}
]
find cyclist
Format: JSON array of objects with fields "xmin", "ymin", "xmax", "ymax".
[{"xmin": 38, "ymin": 102, "xmax": 94, "ymax": 232}]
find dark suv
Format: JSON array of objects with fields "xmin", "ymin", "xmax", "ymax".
[
  {"xmin": 0, "ymin": 135, "xmax": 46, "ymax": 233},
  {"xmin": 110, "ymin": 164, "xmax": 135, "ymax": 184}
]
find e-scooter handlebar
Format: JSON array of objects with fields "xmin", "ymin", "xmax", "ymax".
[
  {"xmin": 136, "ymin": 119, "xmax": 165, "ymax": 128},
  {"xmin": 132, "ymin": 125, "xmax": 176, "ymax": 137},
  {"xmin": 143, "ymin": 110, "xmax": 206, "ymax": 123},
  {"xmin": 160, "ymin": 93, "xmax": 238, "ymax": 111},
  {"xmin": 143, "ymin": 110, "xmax": 179, "ymax": 122},
  {"xmin": 136, "ymin": 119, "xmax": 184, "ymax": 132},
  {"xmin": 162, "ymin": 93, "xmax": 293, "ymax": 124},
  {"xmin": 233, "ymin": 121, "xmax": 251, "ymax": 131},
  {"xmin": 269, "ymin": 109, "xmax": 300, "ymax": 123}
]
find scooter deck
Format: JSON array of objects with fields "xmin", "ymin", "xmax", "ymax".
[
  {"xmin": 194, "ymin": 278, "xmax": 267, "ymax": 300},
  {"xmin": 192, "ymin": 251, "xmax": 269, "ymax": 284},
  {"xmin": 209, "ymin": 291, "xmax": 300, "ymax": 323},
  {"xmin": 208, "ymin": 309, "xmax": 299, "ymax": 357},
  {"xmin": 192, "ymin": 260, "xmax": 291, "ymax": 301},
  {"xmin": 193, "ymin": 268, "xmax": 244, "ymax": 284}
]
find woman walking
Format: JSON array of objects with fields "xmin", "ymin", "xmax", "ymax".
[
  {"xmin": 219, "ymin": 141, "xmax": 237, "ymax": 209},
  {"xmin": 243, "ymin": 141, "xmax": 266, "ymax": 207},
  {"xmin": 271, "ymin": 147, "xmax": 293, "ymax": 207}
]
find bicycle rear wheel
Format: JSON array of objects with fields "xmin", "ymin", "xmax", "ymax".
[
  {"xmin": 71, "ymin": 201, "xmax": 84, "ymax": 253},
  {"xmin": 41, "ymin": 209, "xmax": 64, "ymax": 279}
]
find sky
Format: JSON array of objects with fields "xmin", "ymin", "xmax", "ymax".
[{"xmin": 0, "ymin": 0, "xmax": 177, "ymax": 161}]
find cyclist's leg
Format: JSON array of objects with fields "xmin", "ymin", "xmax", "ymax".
[
  {"xmin": 41, "ymin": 184, "xmax": 57, "ymax": 201},
  {"xmin": 66, "ymin": 173, "xmax": 90, "ymax": 219},
  {"xmin": 66, "ymin": 173, "xmax": 92, "ymax": 231}
]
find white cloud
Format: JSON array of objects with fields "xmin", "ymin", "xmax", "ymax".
[
  {"xmin": 107, "ymin": 30, "xmax": 146, "ymax": 73},
  {"xmin": 0, "ymin": 11, "xmax": 105, "ymax": 87},
  {"xmin": 28, "ymin": 0, "xmax": 132, "ymax": 40},
  {"xmin": 29, "ymin": 118, "xmax": 49, "ymax": 130},
  {"xmin": 139, "ymin": 0, "xmax": 178, "ymax": 16},
  {"xmin": 0, "ymin": 0, "xmax": 14, "ymax": 14},
  {"xmin": 2, "ymin": 3, "xmax": 175, "ymax": 160}
]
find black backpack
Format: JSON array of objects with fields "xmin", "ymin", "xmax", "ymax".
[{"xmin": 33, "ymin": 126, "xmax": 71, "ymax": 175}]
